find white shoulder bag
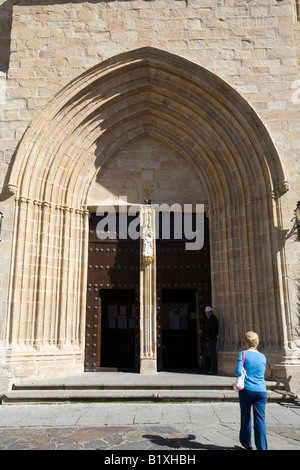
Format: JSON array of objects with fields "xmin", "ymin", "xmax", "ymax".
[{"xmin": 233, "ymin": 350, "xmax": 246, "ymax": 392}]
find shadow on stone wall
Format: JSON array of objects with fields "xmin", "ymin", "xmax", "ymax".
[{"xmin": 0, "ymin": 0, "xmax": 12, "ymax": 73}]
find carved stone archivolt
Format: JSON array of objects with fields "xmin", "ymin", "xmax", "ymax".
[{"xmin": 3, "ymin": 48, "xmax": 293, "ymax": 381}]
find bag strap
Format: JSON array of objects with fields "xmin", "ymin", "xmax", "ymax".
[{"xmin": 242, "ymin": 350, "xmax": 245, "ymax": 365}]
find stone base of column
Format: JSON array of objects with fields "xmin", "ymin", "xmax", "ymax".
[
  {"xmin": 140, "ymin": 358, "xmax": 157, "ymax": 375},
  {"xmin": 218, "ymin": 350, "xmax": 300, "ymax": 395},
  {"xmin": 0, "ymin": 346, "xmax": 84, "ymax": 392},
  {"xmin": 270, "ymin": 359, "xmax": 300, "ymax": 395}
]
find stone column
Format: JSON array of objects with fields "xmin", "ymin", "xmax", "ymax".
[{"xmin": 139, "ymin": 205, "xmax": 157, "ymax": 374}]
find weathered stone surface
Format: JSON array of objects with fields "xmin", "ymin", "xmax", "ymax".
[{"xmin": 0, "ymin": 0, "xmax": 299, "ymax": 390}]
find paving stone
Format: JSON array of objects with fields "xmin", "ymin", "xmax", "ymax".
[{"xmin": 0, "ymin": 402, "xmax": 299, "ymax": 450}]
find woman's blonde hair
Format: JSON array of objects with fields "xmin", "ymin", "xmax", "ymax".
[{"xmin": 245, "ymin": 331, "xmax": 259, "ymax": 348}]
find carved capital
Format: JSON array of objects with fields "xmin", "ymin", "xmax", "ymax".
[
  {"xmin": 6, "ymin": 184, "xmax": 17, "ymax": 195},
  {"xmin": 143, "ymin": 254, "xmax": 154, "ymax": 266},
  {"xmin": 277, "ymin": 180, "xmax": 289, "ymax": 195}
]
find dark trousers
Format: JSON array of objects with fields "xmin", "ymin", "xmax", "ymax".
[
  {"xmin": 239, "ymin": 389, "xmax": 268, "ymax": 450},
  {"xmin": 202, "ymin": 338, "xmax": 217, "ymax": 374}
]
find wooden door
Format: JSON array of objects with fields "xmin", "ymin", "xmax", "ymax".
[
  {"xmin": 85, "ymin": 213, "xmax": 140, "ymax": 371},
  {"xmin": 156, "ymin": 213, "xmax": 211, "ymax": 370}
]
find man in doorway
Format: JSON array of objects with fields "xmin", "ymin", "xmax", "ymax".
[{"xmin": 202, "ymin": 306, "xmax": 219, "ymax": 375}]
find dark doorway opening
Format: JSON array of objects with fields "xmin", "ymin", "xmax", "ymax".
[
  {"xmin": 160, "ymin": 289, "xmax": 198, "ymax": 369},
  {"xmin": 156, "ymin": 213, "xmax": 211, "ymax": 371},
  {"xmin": 100, "ymin": 289, "xmax": 137, "ymax": 370}
]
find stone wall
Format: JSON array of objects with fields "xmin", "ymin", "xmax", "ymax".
[
  {"xmin": 88, "ymin": 135, "xmax": 207, "ymax": 206},
  {"xmin": 0, "ymin": 0, "xmax": 299, "ymax": 388}
]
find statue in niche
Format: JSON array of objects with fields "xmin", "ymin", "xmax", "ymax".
[{"xmin": 142, "ymin": 224, "xmax": 154, "ymax": 265}]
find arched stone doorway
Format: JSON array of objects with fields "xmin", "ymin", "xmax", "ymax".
[
  {"xmin": 5, "ymin": 47, "xmax": 290, "ymax": 380},
  {"xmin": 86, "ymin": 133, "xmax": 211, "ymax": 373}
]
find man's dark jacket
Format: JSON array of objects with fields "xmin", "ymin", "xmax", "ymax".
[{"xmin": 203, "ymin": 314, "xmax": 219, "ymax": 341}]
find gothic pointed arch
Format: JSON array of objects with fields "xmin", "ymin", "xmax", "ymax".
[{"xmin": 6, "ymin": 47, "xmax": 290, "ymax": 377}]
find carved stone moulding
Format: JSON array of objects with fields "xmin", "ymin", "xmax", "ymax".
[{"xmin": 143, "ymin": 255, "xmax": 154, "ymax": 266}]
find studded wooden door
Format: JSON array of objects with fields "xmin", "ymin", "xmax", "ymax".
[
  {"xmin": 156, "ymin": 214, "xmax": 211, "ymax": 370},
  {"xmin": 85, "ymin": 212, "xmax": 211, "ymax": 372},
  {"xmin": 85, "ymin": 214, "xmax": 140, "ymax": 372}
]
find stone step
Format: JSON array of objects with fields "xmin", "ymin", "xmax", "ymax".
[
  {"xmin": 11, "ymin": 381, "xmax": 244, "ymax": 391},
  {"xmin": 0, "ymin": 372, "xmax": 295, "ymax": 405},
  {"xmin": 1, "ymin": 388, "xmax": 295, "ymax": 405},
  {"xmin": 9, "ymin": 380, "xmax": 288, "ymax": 391}
]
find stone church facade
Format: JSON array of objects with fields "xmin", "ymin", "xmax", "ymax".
[{"xmin": 0, "ymin": 0, "xmax": 299, "ymax": 393}]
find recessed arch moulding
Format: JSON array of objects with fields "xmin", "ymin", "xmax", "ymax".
[{"xmin": 4, "ymin": 47, "xmax": 295, "ymax": 383}]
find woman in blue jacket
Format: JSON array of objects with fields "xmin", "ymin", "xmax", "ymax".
[{"xmin": 235, "ymin": 331, "xmax": 268, "ymax": 450}]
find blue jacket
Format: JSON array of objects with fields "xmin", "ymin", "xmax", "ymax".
[{"xmin": 235, "ymin": 350, "xmax": 267, "ymax": 392}]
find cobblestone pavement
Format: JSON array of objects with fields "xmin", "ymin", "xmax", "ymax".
[{"xmin": 0, "ymin": 401, "xmax": 299, "ymax": 451}]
